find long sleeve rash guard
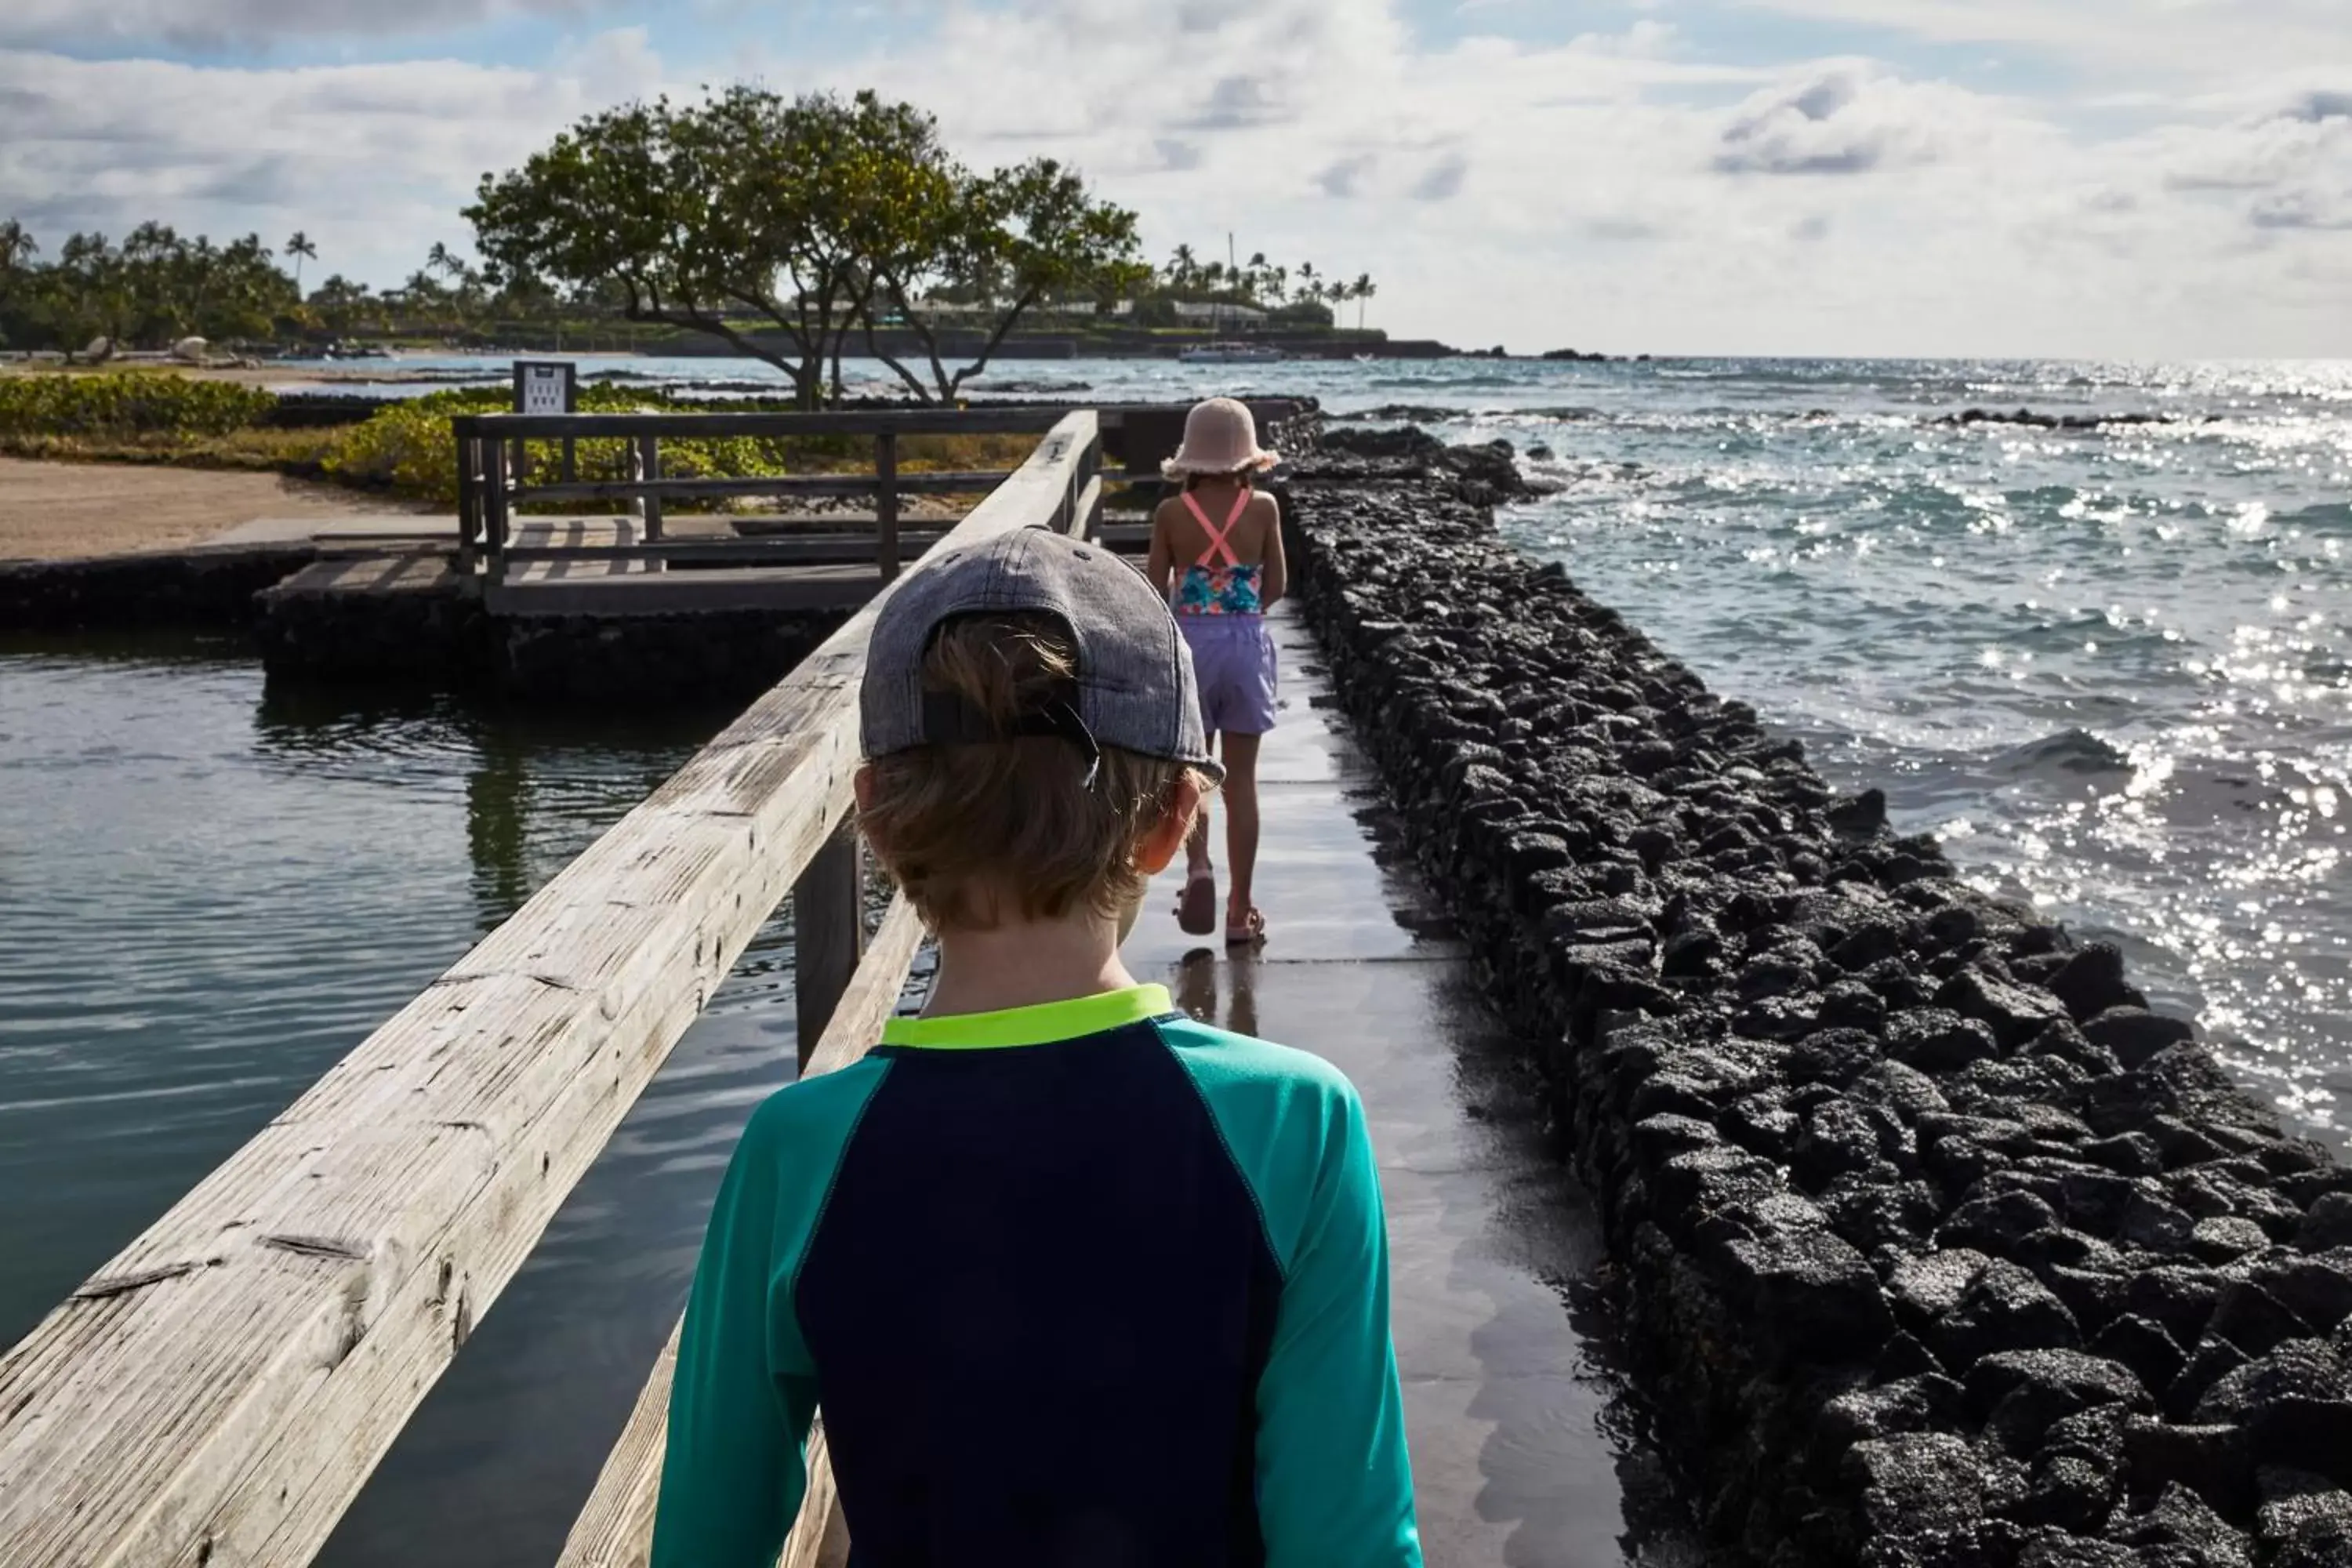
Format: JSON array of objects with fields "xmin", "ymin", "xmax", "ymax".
[{"xmin": 648, "ymin": 983, "xmax": 1421, "ymax": 1568}]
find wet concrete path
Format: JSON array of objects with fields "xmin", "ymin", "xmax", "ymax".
[{"xmin": 1126, "ymin": 607, "xmax": 1672, "ymax": 1567}]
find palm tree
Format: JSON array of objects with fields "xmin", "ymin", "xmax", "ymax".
[
  {"xmin": 1168, "ymin": 244, "xmax": 1198, "ymax": 291},
  {"xmin": 1350, "ymin": 274, "xmax": 1377, "ymax": 331},
  {"xmin": 0, "ymin": 218, "xmax": 37, "ymax": 271},
  {"xmin": 285, "ymin": 231, "xmax": 318, "ymax": 292}
]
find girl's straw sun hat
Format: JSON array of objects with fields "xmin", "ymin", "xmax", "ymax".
[{"xmin": 1162, "ymin": 397, "xmax": 1280, "ymax": 478}]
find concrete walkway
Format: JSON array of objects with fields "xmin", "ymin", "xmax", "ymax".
[{"xmin": 1126, "ymin": 607, "xmax": 1657, "ymax": 1567}]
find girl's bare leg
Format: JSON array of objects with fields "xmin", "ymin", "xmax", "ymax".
[
  {"xmin": 1220, "ymin": 731, "xmax": 1262, "ymax": 927},
  {"xmin": 1187, "ymin": 734, "xmax": 1218, "ymax": 874}
]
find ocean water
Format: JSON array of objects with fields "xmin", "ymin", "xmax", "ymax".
[{"xmin": 1456, "ymin": 360, "xmax": 2351, "ymax": 1149}]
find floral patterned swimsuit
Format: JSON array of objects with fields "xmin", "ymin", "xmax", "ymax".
[
  {"xmin": 1173, "ymin": 490, "xmax": 1264, "ymax": 616},
  {"xmin": 1171, "ymin": 489, "xmax": 1279, "ymax": 735}
]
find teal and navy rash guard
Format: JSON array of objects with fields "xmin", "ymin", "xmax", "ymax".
[{"xmin": 648, "ymin": 983, "xmax": 1421, "ymax": 1568}]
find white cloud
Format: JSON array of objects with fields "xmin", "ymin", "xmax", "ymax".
[
  {"xmin": 1712, "ymin": 66, "xmax": 2016, "ymax": 175},
  {"xmin": 0, "ymin": 0, "xmax": 588, "ymax": 51},
  {"xmin": 0, "ymin": 36, "xmax": 673, "ymax": 283},
  {"xmin": 0, "ymin": 1, "xmax": 2347, "ymax": 357}
]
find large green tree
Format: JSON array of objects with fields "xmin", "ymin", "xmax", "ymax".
[
  {"xmin": 855, "ymin": 150, "xmax": 1147, "ymax": 403},
  {"xmin": 465, "ymin": 86, "xmax": 1141, "ymax": 408}
]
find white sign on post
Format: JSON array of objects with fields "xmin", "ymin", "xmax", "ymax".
[{"xmin": 518, "ymin": 361, "xmax": 571, "ymax": 416}]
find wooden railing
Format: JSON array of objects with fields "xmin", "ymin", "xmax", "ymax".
[
  {"xmin": 453, "ymin": 408, "xmax": 1087, "ymax": 586},
  {"xmin": 0, "ymin": 412, "xmax": 1102, "ymax": 1568}
]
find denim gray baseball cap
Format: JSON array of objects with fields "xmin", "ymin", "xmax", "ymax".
[{"xmin": 861, "ymin": 527, "xmax": 1223, "ymax": 782}]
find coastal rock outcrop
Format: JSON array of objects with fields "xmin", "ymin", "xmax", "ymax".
[{"xmin": 1276, "ymin": 438, "xmax": 2352, "ymax": 1568}]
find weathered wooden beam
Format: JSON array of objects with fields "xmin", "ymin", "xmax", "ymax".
[
  {"xmin": 514, "ymin": 472, "xmax": 1011, "ymax": 504},
  {"xmin": 553, "ymin": 895, "xmax": 927, "ymax": 1568},
  {"xmin": 499, "ymin": 541, "xmax": 915, "ymax": 566},
  {"xmin": 0, "ymin": 411, "xmax": 1095, "ymax": 1568},
  {"xmin": 474, "ymin": 408, "xmax": 1065, "ymax": 440}
]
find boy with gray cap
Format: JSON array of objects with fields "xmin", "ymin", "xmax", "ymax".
[{"xmin": 650, "ymin": 528, "xmax": 1421, "ymax": 1568}]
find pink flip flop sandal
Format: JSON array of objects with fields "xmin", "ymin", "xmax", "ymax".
[
  {"xmin": 1225, "ymin": 908, "xmax": 1266, "ymax": 949},
  {"xmin": 1177, "ymin": 867, "xmax": 1218, "ymax": 936}
]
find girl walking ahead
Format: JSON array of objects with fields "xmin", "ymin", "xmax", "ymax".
[{"xmin": 1148, "ymin": 397, "xmax": 1287, "ymax": 947}]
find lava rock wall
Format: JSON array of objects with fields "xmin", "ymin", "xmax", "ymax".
[
  {"xmin": 1281, "ymin": 436, "xmax": 2352, "ymax": 1568},
  {"xmin": 0, "ymin": 543, "xmax": 319, "ymax": 632}
]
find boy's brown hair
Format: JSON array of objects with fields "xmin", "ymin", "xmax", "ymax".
[{"xmin": 859, "ymin": 612, "xmax": 1210, "ymax": 931}]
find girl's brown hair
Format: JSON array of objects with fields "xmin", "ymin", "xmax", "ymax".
[{"xmin": 858, "ymin": 612, "xmax": 1210, "ymax": 931}]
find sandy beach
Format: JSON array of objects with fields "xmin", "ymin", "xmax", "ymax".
[{"xmin": 0, "ymin": 457, "xmax": 428, "ymax": 561}]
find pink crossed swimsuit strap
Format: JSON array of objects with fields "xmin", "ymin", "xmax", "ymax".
[{"xmin": 1180, "ymin": 489, "xmax": 1252, "ymax": 568}]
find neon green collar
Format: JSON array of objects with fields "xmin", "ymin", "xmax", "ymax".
[{"xmin": 881, "ymin": 984, "xmax": 1174, "ymax": 1051}]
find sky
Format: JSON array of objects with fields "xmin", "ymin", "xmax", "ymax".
[{"xmin": 0, "ymin": 1, "xmax": 2347, "ymax": 359}]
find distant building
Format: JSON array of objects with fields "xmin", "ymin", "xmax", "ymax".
[{"xmin": 1172, "ymin": 300, "xmax": 1267, "ymax": 327}]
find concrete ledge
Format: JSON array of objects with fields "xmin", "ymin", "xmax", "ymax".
[{"xmin": 1282, "ymin": 433, "xmax": 2352, "ymax": 1567}]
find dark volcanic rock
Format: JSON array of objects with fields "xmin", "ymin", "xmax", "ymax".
[
  {"xmin": 1969, "ymin": 1350, "xmax": 2150, "ymax": 1461},
  {"xmin": 1889, "ymin": 1009, "xmax": 2001, "ymax": 1073},
  {"xmin": 1845, "ymin": 1432, "xmax": 2006, "ymax": 1538},
  {"xmin": 1273, "ymin": 453, "xmax": 2350, "ymax": 1568},
  {"xmin": 2194, "ymin": 1340, "xmax": 2352, "ymax": 1483},
  {"xmin": 2299, "ymin": 1194, "xmax": 2352, "ymax": 1253},
  {"xmin": 1938, "ymin": 969, "xmax": 2072, "ymax": 1050},
  {"xmin": 1714, "ymin": 1225, "xmax": 1896, "ymax": 1361},
  {"xmin": 2091, "ymin": 1314, "xmax": 2188, "ymax": 1394},
  {"xmin": 2256, "ymin": 1468, "xmax": 2352, "ymax": 1568},
  {"xmin": 2048, "ymin": 943, "xmax": 2143, "ymax": 1024},
  {"xmin": 2085, "ymin": 1007, "xmax": 2198, "ymax": 1069},
  {"xmin": 2105, "ymin": 1483, "xmax": 2254, "ymax": 1566}
]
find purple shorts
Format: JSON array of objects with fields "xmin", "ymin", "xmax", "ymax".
[{"xmin": 1178, "ymin": 614, "xmax": 1278, "ymax": 736}]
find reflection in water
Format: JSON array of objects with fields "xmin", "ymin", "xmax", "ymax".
[
  {"xmin": 0, "ymin": 640, "xmax": 808, "ymax": 1568},
  {"xmin": 1172, "ymin": 947, "xmax": 1259, "ymax": 1039},
  {"xmin": 466, "ymin": 730, "xmax": 535, "ymax": 928}
]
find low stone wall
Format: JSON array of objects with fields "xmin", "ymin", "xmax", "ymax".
[
  {"xmin": 1282, "ymin": 437, "xmax": 2352, "ymax": 1568},
  {"xmin": 255, "ymin": 556, "xmax": 489, "ymax": 686},
  {"xmin": 255, "ymin": 564, "xmax": 848, "ymax": 706},
  {"xmin": 0, "ymin": 543, "xmax": 318, "ymax": 632},
  {"xmin": 495, "ymin": 608, "xmax": 847, "ymax": 706}
]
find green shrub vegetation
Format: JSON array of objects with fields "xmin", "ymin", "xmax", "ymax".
[
  {"xmin": 0, "ymin": 372, "xmax": 1039, "ymax": 506},
  {"xmin": 321, "ymin": 385, "xmax": 1038, "ymax": 507},
  {"xmin": 0, "ymin": 371, "xmax": 277, "ymax": 440}
]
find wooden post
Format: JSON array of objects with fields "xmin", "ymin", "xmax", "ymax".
[
  {"xmin": 454, "ymin": 425, "xmax": 478, "ymax": 577},
  {"xmin": 486, "ymin": 438, "xmax": 512, "ymax": 586},
  {"xmin": 638, "ymin": 434, "xmax": 664, "ymax": 542},
  {"xmin": 793, "ymin": 825, "xmax": 866, "ymax": 1073},
  {"xmin": 875, "ymin": 431, "xmax": 900, "ymax": 583}
]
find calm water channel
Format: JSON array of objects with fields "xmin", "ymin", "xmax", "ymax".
[{"xmin": 0, "ymin": 630, "xmax": 818, "ymax": 1566}]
